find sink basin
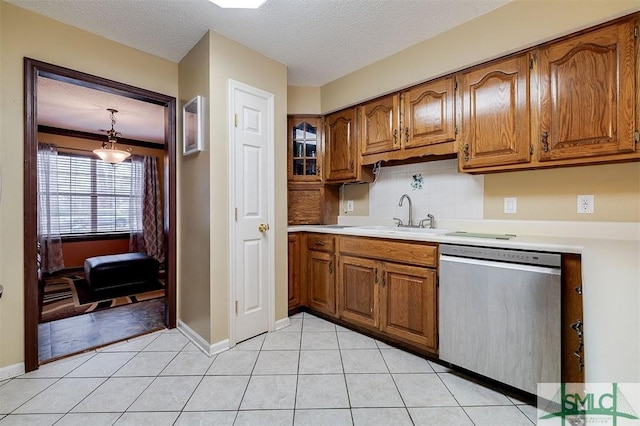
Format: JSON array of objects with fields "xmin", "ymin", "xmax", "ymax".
[{"xmin": 353, "ymin": 225, "xmax": 448, "ymax": 235}]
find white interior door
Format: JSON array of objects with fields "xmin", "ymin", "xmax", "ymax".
[{"xmin": 230, "ymin": 81, "xmax": 273, "ymax": 343}]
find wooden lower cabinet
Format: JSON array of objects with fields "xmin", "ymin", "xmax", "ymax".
[
  {"xmin": 339, "ymin": 256, "xmax": 379, "ymax": 329},
  {"xmin": 380, "ymin": 263, "xmax": 437, "ymax": 352},
  {"xmin": 337, "ymin": 236, "xmax": 438, "ymax": 353},
  {"xmin": 307, "ymin": 250, "xmax": 336, "ymax": 316},
  {"xmin": 288, "ymin": 233, "xmax": 301, "ymax": 311}
]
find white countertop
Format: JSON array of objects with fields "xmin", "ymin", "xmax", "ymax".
[
  {"xmin": 288, "ymin": 218, "xmax": 640, "ymax": 384},
  {"xmin": 288, "ymin": 224, "xmax": 585, "ymax": 254}
]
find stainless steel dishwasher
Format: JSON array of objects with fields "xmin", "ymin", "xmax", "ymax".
[{"xmin": 439, "ymin": 244, "xmax": 561, "ymax": 395}]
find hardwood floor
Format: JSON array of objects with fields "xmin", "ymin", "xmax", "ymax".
[{"xmin": 38, "ymin": 299, "xmax": 165, "ymax": 363}]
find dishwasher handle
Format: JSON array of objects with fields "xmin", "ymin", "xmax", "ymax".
[{"xmin": 439, "ymin": 254, "xmax": 561, "ymax": 275}]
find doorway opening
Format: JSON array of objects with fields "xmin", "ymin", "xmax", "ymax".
[{"xmin": 24, "ymin": 58, "xmax": 177, "ymax": 371}]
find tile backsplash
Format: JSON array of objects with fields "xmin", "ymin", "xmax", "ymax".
[{"xmin": 368, "ymin": 159, "xmax": 484, "ymax": 221}]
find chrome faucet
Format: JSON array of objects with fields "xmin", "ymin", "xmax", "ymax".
[{"xmin": 398, "ymin": 194, "xmax": 413, "ymax": 227}]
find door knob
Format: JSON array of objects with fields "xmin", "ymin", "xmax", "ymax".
[{"xmin": 258, "ymin": 223, "xmax": 270, "ymax": 233}]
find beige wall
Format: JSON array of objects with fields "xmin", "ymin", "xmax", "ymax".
[
  {"xmin": 178, "ymin": 34, "xmax": 212, "ymax": 342},
  {"xmin": 287, "ymin": 86, "xmax": 321, "ymax": 115},
  {"xmin": 208, "ymin": 31, "xmax": 288, "ymax": 343},
  {"xmin": 0, "ymin": 1, "xmax": 178, "ymax": 370},
  {"xmin": 321, "ymin": 0, "xmax": 639, "ymax": 112},
  {"xmin": 484, "ymin": 163, "xmax": 640, "ymax": 221}
]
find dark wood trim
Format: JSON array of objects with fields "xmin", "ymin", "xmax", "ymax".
[
  {"xmin": 61, "ymin": 233, "xmax": 130, "ymax": 243},
  {"xmin": 38, "ymin": 125, "xmax": 165, "ymax": 150},
  {"xmin": 23, "ymin": 57, "xmax": 177, "ymax": 371},
  {"xmin": 24, "ymin": 59, "xmax": 40, "ymax": 373}
]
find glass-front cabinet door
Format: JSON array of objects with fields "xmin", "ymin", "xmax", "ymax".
[{"xmin": 288, "ymin": 116, "xmax": 323, "ymax": 182}]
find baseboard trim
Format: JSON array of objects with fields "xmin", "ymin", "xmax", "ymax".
[
  {"xmin": 0, "ymin": 362, "xmax": 25, "ymax": 380},
  {"xmin": 209, "ymin": 339, "xmax": 230, "ymax": 355},
  {"xmin": 177, "ymin": 320, "xmax": 213, "ymax": 356},
  {"xmin": 275, "ymin": 317, "xmax": 290, "ymax": 331}
]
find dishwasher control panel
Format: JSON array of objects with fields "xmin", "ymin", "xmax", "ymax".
[{"xmin": 440, "ymin": 244, "xmax": 561, "ymax": 267}]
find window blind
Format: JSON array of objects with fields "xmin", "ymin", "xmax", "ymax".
[{"xmin": 53, "ymin": 153, "xmax": 138, "ymax": 235}]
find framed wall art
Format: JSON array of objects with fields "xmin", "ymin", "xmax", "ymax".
[{"xmin": 183, "ymin": 95, "xmax": 203, "ymax": 156}]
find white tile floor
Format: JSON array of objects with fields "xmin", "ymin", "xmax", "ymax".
[{"xmin": 0, "ymin": 313, "xmax": 537, "ymax": 425}]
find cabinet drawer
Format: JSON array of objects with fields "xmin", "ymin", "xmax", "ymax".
[
  {"xmin": 307, "ymin": 233, "xmax": 336, "ymax": 253},
  {"xmin": 339, "ymin": 236, "xmax": 437, "ymax": 267}
]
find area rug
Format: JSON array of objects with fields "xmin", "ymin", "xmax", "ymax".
[{"xmin": 41, "ymin": 269, "xmax": 165, "ymax": 323}]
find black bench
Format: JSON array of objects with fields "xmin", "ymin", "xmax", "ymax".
[{"xmin": 84, "ymin": 253, "xmax": 159, "ymax": 293}]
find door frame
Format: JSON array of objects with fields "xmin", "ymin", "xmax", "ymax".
[
  {"xmin": 23, "ymin": 58, "xmax": 177, "ymax": 371},
  {"xmin": 227, "ymin": 79, "xmax": 276, "ymax": 346}
]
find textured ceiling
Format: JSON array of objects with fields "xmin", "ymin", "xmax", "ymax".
[{"xmin": 8, "ymin": 0, "xmax": 513, "ymax": 86}]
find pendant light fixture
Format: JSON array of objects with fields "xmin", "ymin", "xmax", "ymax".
[{"xmin": 93, "ymin": 108, "xmax": 131, "ymax": 164}]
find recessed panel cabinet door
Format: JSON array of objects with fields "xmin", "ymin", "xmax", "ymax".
[
  {"xmin": 403, "ymin": 77, "xmax": 456, "ymax": 149},
  {"xmin": 360, "ymin": 94, "xmax": 400, "ymax": 155},
  {"xmin": 288, "ymin": 234, "xmax": 301, "ymax": 310},
  {"xmin": 460, "ymin": 54, "xmax": 531, "ymax": 170},
  {"xmin": 339, "ymin": 256, "xmax": 379, "ymax": 329},
  {"xmin": 307, "ymin": 250, "xmax": 336, "ymax": 315},
  {"xmin": 538, "ymin": 21, "xmax": 636, "ymax": 161},
  {"xmin": 380, "ymin": 263, "xmax": 437, "ymax": 352},
  {"xmin": 325, "ymin": 108, "xmax": 358, "ymax": 181}
]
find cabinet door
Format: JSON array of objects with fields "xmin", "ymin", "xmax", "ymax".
[
  {"xmin": 339, "ymin": 256, "xmax": 380, "ymax": 329},
  {"xmin": 460, "ymin": 54, "xmax": 531, "ymax": 170},
  {"xmin": 538, "ymin": 21, "xmax": 636, "ymax": 161},
  {"xmin": 288, "ymin": 116, "xmax": 323, "ymax": 182},
  {"xmin": 380, "ymin": 263, "xmax": 437, "ymax": 351},
  {"xmin": 325, "ymin": 108, "xmax": 358, "ymax": 182},
  {"xmin": 360, "ymin": 94, "xmax": 401, "ymax": 155},
  {"xmin": 403, "ymin": 77, "xmax": 456, "ymax": 149},
  {"xmin": 288, "ymin": 234, "xmax": 301, "ymax": 310},
  {"xmin": 307, "ymin": 250, "xmax": 336, "ymax": 315}
]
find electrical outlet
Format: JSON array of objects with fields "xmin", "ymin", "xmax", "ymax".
[
  {"xmin": 346, "ymin": 200, "xmax": 354, "ymax": 212},
  {"xmin": 504, "ymin": 197, "xmax": 517, "ymax": 214},
  {"xmin": 577, "ymin": 195, "xmax": 594, "ymax": 214}
]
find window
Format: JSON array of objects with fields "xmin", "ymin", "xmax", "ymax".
[{"xmin": 40, "ymin": 153, "xmax": 139, "ymax": 236}]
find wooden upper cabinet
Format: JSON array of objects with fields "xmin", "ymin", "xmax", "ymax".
[
  {"xmin": 459, "ymin": 54, "xmax": 532, "ymax": 170},
  {"xmin": 288, "ymin": 116, "xmax": 323, "ymax": 182},
  {"xmin": 360, "ymin": 94, "xmax": 401, "ymax": 155},
  {"xmin": 538, "ymin": 20, "xmax": 636, "ymax": 162},
  {"xmin": 325, "ymin": 108, "xmax": 372, "ymax": 183},
  {"xmin": 403, "ymin": 77, "xmax": 457, "ymax": 149}
]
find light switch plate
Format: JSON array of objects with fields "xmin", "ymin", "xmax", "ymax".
[
  {"xmin": 504, "ymin": 197, "xmax": 517, "ymax": 214},
  {"xmin": 346, "ymin": 200, "xmax": 354, "ymax": 212}
]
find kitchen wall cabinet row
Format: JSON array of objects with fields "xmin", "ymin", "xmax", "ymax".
[
  {"xmin": 288, "ymin": 231, "xmax": 586, "ymax": 384},
  {"xmin": 360, "ymin": 16, "xmax": 639, "ymax": 173},
  {"xmin": 460, "ymin": 17, "xmax": 638, "ymax": 172},
  {"xmin": 287, "ymin": 14, "xmax": 639, "ymax": 224}
]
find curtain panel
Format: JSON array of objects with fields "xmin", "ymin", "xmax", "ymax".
[
  {"xmin": 37, "ymin": 143, "xmax": 65, "ymax": 273},
  {"xmin": 129, "ymin": 155, "xmax": 164, "ymax": 264}
]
